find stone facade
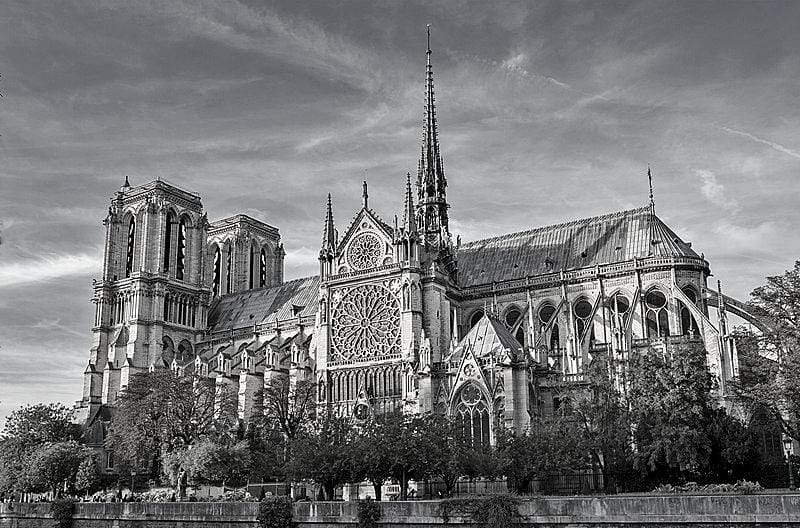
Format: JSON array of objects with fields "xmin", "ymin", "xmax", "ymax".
[{"xmin": 75, "ymin": 37, "xmax": 761, "ymax": 469}]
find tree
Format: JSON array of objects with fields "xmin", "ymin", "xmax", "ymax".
[
  {"xmin": 563, "ymin": 358, "xmax": 634, "ymax": 489},
  {"xmin": 628, "ymin": 340, "xmax": 715, "ymax": 483},
  {"xmin": 350, "ymin": 415, "xmax": 394, "ymax": 500},
  {"xmin": 417, "ymin": 414, "xmax": 475, "ymax": 497},
  {"xmin": 19, "ymin": 441, "xmax": 94, "ymax": 497},
  {"xmin": 286, "ymin": 410, "xmax": 355, "ymax": 500},
  {"xmin": 162, "ymin": 440, "xmax": 252, "ymax": 489},
  {"xmin": 381, "ymin": 412, "xmax": 431, "ymax": 500},
  {"xmin": 0, "ymin": 403, "xmax": 79, "ymax": 495},
  {"xmin": 260, "ymin": 378, "xmax": 317, "ymax": 441},
  {"xmin": 732, "ymin": 261, "xmax": 800, "ymax": 443},
  {"xmin": 495, "ymin": 418, "xmax": 584, "ymax": 493},
  {"xmin": 108, "ymin": 370, "xmax": 238, "ymax": 487}
]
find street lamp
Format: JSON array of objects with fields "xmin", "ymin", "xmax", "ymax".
[
  {"xmin": 782, "ymin": 435, "xmax": 796, "ymax": 491},
  {"xmin": 130, "ymin": 471, "xmax": 137, "ymax": 495}
]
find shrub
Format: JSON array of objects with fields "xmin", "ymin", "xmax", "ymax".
[
  {"xmin": 438, "ymin": 494, "xmax": 520, "ymax": 528},
  {"xmin": 49, "ymin": 498, "xmax": 75, "ymax": 528},
  {"xmin": 257, "ymin": 495, "xmax": 293, "ymax": 528},
  {"xmin": 651, "ymin": 480, "xmax": 763, "ymax": 494},
  {"xmin": 356, "ymin": 497, "xmax": 381, "ymax": 528}
]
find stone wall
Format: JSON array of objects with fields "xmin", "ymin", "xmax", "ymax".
[{"xmin": 2, "ymin": 494, "xmax": 800, "ymax": 528}]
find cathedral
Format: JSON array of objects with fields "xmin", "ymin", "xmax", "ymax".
[{"xmin": 76, "ymin": 35, "xmax": 762, "ymax": 467}]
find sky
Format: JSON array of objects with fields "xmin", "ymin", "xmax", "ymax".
[{"xmin": 1, "ymin": 0, "xmax": 799, "ymax": 425}]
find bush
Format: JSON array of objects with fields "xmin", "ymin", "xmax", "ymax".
[
  {"xmin": 49, "ymin": 498, "xmax": 75, "ymax": 528},
  {"xmin": 257, "ymin": 495, "xmax": 293, "ymax": 528},
  {"xmin": 356, "ymin": 497, "xmax": 381, "ymax": 528},
  {"xmin": 438, "ymin": 494, "xmax": 520, "ymax": 528},
  {"xmin": 651, "ymin": 480, "xmax": 763, "ymax": 494}
]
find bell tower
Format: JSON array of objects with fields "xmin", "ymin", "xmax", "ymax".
[{"xmin": 82, "ymin": 178, "xmax": 210, "ymax": 408}]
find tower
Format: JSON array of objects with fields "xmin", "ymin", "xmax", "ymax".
[{"xmin": 83, "ymin": 179, "xmax": 210, "ymax": 408}]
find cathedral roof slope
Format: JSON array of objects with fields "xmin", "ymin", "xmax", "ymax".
[
  {"xmin": 457, "ymin": 207, "xmax": 699, "ymax": 287},
  {"xmin": 207, "ymin": 276, "xmax": 319, "ymax": 332},
  {"xmin": 451, "ymin": 314, "xmax": 523, "ymax": 364}
]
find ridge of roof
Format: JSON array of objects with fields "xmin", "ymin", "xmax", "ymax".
[{"xmin": 461, "ymin": 206, "xmax": 650, "ymax": 248}]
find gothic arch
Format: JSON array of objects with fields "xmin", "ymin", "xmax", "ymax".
[
  {"xmin": 502, "ymin": 305, "xmax": 525, "ymax": 346},
  {"xmin": 162, "ymin": 336, "xmax": 175, "ymax": 364},
  {"xmin": 453, "ymin": 382, "xmax": 491, "ymax": 447},
  {"xmin": 177, "ymin": 339, "xmax": 194, "ymax": 363},
  {"xmin": 163, "ymin": 209, "xmax": 178, "ymax": 274},
  {"xmin": 469, "ymin": 308, "xmax": 484, "ymax": 328},
  {"xmin": 644, "ymin": 287, "xmax": 671, "ymax": 338},
  {"xmin": 176, "ymin": 213, "xmax": 192, "ymax": 281},
  {"xmin": 572, "ymin": 296, "xmax": 595, "ymax": 341},
  {"xmin": 210, "ymin": 243, "xmax": 222, "ymax": 297}
]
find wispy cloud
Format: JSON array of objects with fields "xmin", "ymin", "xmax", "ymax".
[
  {"xmin": 0, "ymin": 253, "xmax": 101, "ymax": 288},
  {"xmin": 719, "ymin": 126, "xmax": 800, "ymax": 161},
  {"xmin": 694, "ymin": 169, "xmax": 738, "ymax": 210}
]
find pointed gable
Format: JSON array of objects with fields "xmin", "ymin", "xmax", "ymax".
[
  {"xmin": 334, "ymin": 207, "xmax": 395, "ymax": 274},
  {"xmin": 451, "ymin": 314, "xmax": 523, "ymax": 367}
]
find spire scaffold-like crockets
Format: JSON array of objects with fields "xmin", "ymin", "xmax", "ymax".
[
  {"xmin": 417, "ymin": 24, "xmax": 450, "ymax": 250},
  {"xmin": 320, "ymin": 193, "xmax": 336, "ymax": 257}
]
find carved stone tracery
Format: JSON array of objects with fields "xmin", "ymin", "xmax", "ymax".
[{"xmin": 330, "ymin": 283, "xmax": 401, "ymax": 364}]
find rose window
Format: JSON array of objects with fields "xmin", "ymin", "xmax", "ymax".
[
  {"xmin": 347, "ymin": 232, "xmax": 383, "ymax": 271},
  {"xmin": 330, "ymin": 283, "xmax": 401, "ymax": 364}
]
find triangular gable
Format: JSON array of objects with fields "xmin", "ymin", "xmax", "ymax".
[
  {"xmin": 335, "ymin": 208, "xmax": 395, "ymax": 273},
  {"xmin": 450, "ymin": 344, "xmax": 491, "ymax": 406},
  {"xmin": 451, "ymin": 314, "xmax": 522, "ymax": 367}
]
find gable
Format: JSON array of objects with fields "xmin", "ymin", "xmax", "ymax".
[{"xmin": 335, "ymin": 209, "xmax": 395, "ymax": 274}]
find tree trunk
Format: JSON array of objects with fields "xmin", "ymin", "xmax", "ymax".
[
  {"xmin": 372, "ymin": 482, "xmax": 382, "ymax": 501},
  {"xmin": 400, "ymin": 467, "xmax": 408, "ymax": 500},
  {"xmin": 324, "ymin": 482, "xmax": 335, "ymax": 501}
]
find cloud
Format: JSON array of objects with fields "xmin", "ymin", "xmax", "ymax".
[
  {"xmin": 719, "ymin": 126, "xmax": 800, "ymax": 161},
  {"xmin": 694, "ymin": 169, "xmax": 738, "ymax": 210},
  {"xmin": 0, "ymin": 253, "xmax": 101, "ymax": 288}
]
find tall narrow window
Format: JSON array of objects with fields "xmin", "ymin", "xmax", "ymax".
[
  {"xmin": 504, "ymin": 308, "xmax": 525, "ymax": 346},
  {"xmin": 226, "ymin": 245, "xmax": 232, "ymax": 293},
  {"xmin": 680, "ymin": 287, "xmax": 699, "ymax": 335},
  {"xmin": 455, "ymin": 383, "xmax": 491, "ymax": 448},
  {"xmin": 125, "ymin": 217, "xmax": 136, "ymax": 277},
  {"xmin": 260, "ymin": 248, "xmax": 267, "ymax": 287},
  {"xmin": 176, "ymin": 218, "xmax": 187, "ymax": 280},
  {"xmin": 469, "ymin": 309, "xmax": 484, "ymax": 328},
  {"xmin": 163, "ymin": 212, "xmax": 175, "ymax": 272},
  {"xmin": 249, "ymin": 244, "xmax": 255, "ymax": 289},
  {"xmin": 212, "ymin": 247, "xmax": 221, "ymax": 297},
  {"xmin": 573, "ymin": 299, "xmax": 594, "ymax": 340},
  {"xmin": 645, "ymin": 289, "xmax": 670, "ymax": 338}
]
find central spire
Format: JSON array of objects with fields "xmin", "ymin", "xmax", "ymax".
[{"xmin": 417, "ymin": 24, "xmax": 450, "ymax": 250}]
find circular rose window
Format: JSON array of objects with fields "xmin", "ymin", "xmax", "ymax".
[
  {"xmin": 330, "ymin": 283, "xmax": 401, "ymax": 363},
  {"xmin": 347, "ymin": 232, "xmax": 382, "ymax": 271}
]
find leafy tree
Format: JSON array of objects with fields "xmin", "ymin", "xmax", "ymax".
[
  {"xmin": 732, "ymin": 261, "xmax": 800, "ymax": 443},
  {"xmin": 350, "ymin": 415, "xmax": 394, "ymax": 500},
  {"xmin": 74, "ymin": 450, "xmax": 100, "ymax": 495},
  {"xmin": 381, "ymin": 412, "xmax": 432, "ymax": 500},
  {"xmin": 495, "ymin": 418, "xmax": 584, "ymax": 493},
  {"xmin": 628, "ymin": 340, "xmax": 715, "ymax": 482},
  {"xmin": 563, "ymin": 358, "xmax": 634, "ymax": 489},
  {"xmin": 162, "ymin": 440, "xmax": 251, "ymax": 488},
  {"xmin": 287, "ymin": 410, "xmax": 355, "ymax": 500},
  {"xmin": 261, "ymin": 378, "xmax": 317, "ymax": 441},
  {"xmin": 19, "ymin": 441, "xmax": 94, "ymax": 497},
  {"xmin": 0, "ymin": 403, "xmax": 79, "ymax": 495},
  {"xmin": 244, "ymin": 417, "xmax": 286, "ymax": 483},
  {"xmin": 108, "ymin": 370, "xmax": 238, "ymax": 487}
]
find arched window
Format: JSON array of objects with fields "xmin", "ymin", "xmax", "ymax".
[
  {"xmin": 125, "ymin": 217, "xmax": 136, "ymax": 277},
  {"xmin": 469, "ymin": 309, "xmax": 484, "ymax": 328},
  {"xmin": 212, "ymin": 246, "xmax": 221, "ymax": 297},
  {"xmin": 607, "ymin": 292, "xmax": 630, "ymax": 330},
  {"xmin": 226, "ymin": 245, "xmax": 233, "ymax": 294},
  {"xmin": 163, "ymin": 211, "xmax": 176, "ymax": 272},
  {"xmin": 249, "ymin": 243, "xmax": 256, "ymax": 289},
  {"xmin": 573, "ymin": 299, "xmax": 594, "ymax": 340},
  {"xmin": 162, "ymin": 336, "xmax": 175, "ymax": 364},
  {"xmin": 260, "ymin": 248, "xmax": 267, "ymax": 287},
  {"xmin": 176, "ymin": 217, "xmax": 188, "ymax": 280},
  {"xmin": 177, "ymin": 340, "xmax": 193, "ymax": 363},
  {"xmin": 538, "ymin": 303, "xmax": 559, "ymax": 352},
  {"xmin": 645, "ymin": 289, "xmax": 670, "ymax": 338},
  {"xmin": 454, "ymin": 383, "xmax": 491, "ymax": 448},
  {"xmin": 680, "ymin": 286, "xmax": 700, "ymax": 336},
  {"xmin": 504, "ymin": 307, "xmax": 525, "ymax": 346}
]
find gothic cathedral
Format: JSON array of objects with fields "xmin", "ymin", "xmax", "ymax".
[{"xmin": 76, "ymin": 35, "xmax": 762, "ymax": 458}]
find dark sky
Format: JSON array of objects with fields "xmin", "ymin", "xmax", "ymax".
[{"xmin": 2, "ymin": 0, "xmax": 799, "ymax": 423}]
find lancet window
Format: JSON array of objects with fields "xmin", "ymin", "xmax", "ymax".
[
  {"xmin": 176, "ymin": 217, "xmax": 187, "ymax": 280},
  {"xmin": 573, "ymin": 298, "xmax": 594, "ymax": 341},
  {"xmin": 504, "ymin": 307, "xmax": 525, "ymax": 346},
  {"xmin": 163, "ymin": 211, "xmax": 175, "ymax": 272},
  {"xmin": 645, "ymin": 289, "xmax": 671, "ymax": 338},
  {"xmin": 212, "ymin": 246, "xmax": 221, "ymax": 297},
  {"xmin": 454, "ymin": 383, "xmax": 491, "ymax": 448},
  {"xmin": 260, "ymin": 248, "xmax": 267, "ymax": 287},
  {"xmin": 680, "ymin": 286, "xmax": 700, "ymax": 336},
  {"xmin": 226, "ymin": 245, "xmax": 232, "ymax": 294},
  {"xmin": 125, "ymin": 217, "xmax": 136, "ymax": 277}
]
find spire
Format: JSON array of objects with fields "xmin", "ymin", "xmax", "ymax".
[
  {"xmin": 647, "ymin": 165, "xmax": 655, "ymax": 212},
  {"xmin": 321, "ymin": 193, "xmax": 336, "ymax": 255},
  {"xmin": 120, "ymin": 175, "xmax": 131, "ymax": 192},
  {"xmin": 417, "ymin": 24, "xmax": 450, "ymax": 248},
  {"xmin": 403, "ymin": 172, "xmax": 417, "ymax": 234},
  {"xmin": 362, "ymin": 181, "xmax": 369, "ymax": 209}
]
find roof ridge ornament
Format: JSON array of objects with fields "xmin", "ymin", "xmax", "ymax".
[{"xmin": 648, "ymin": 164, "xmax": 655, "ymax": 212}]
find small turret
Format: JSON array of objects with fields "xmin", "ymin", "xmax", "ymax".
[{"xmin": 319, "ymin": 194, "xmax": 336, "ymax": 279}]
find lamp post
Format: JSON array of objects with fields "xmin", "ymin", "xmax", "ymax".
[
  {"xmin": 783, "ymin": 435, "xmax": 796, "ymax": 491},
  {"xmin": 130, "ymin": 471, "xmax": 137, "ymax": 495}
]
